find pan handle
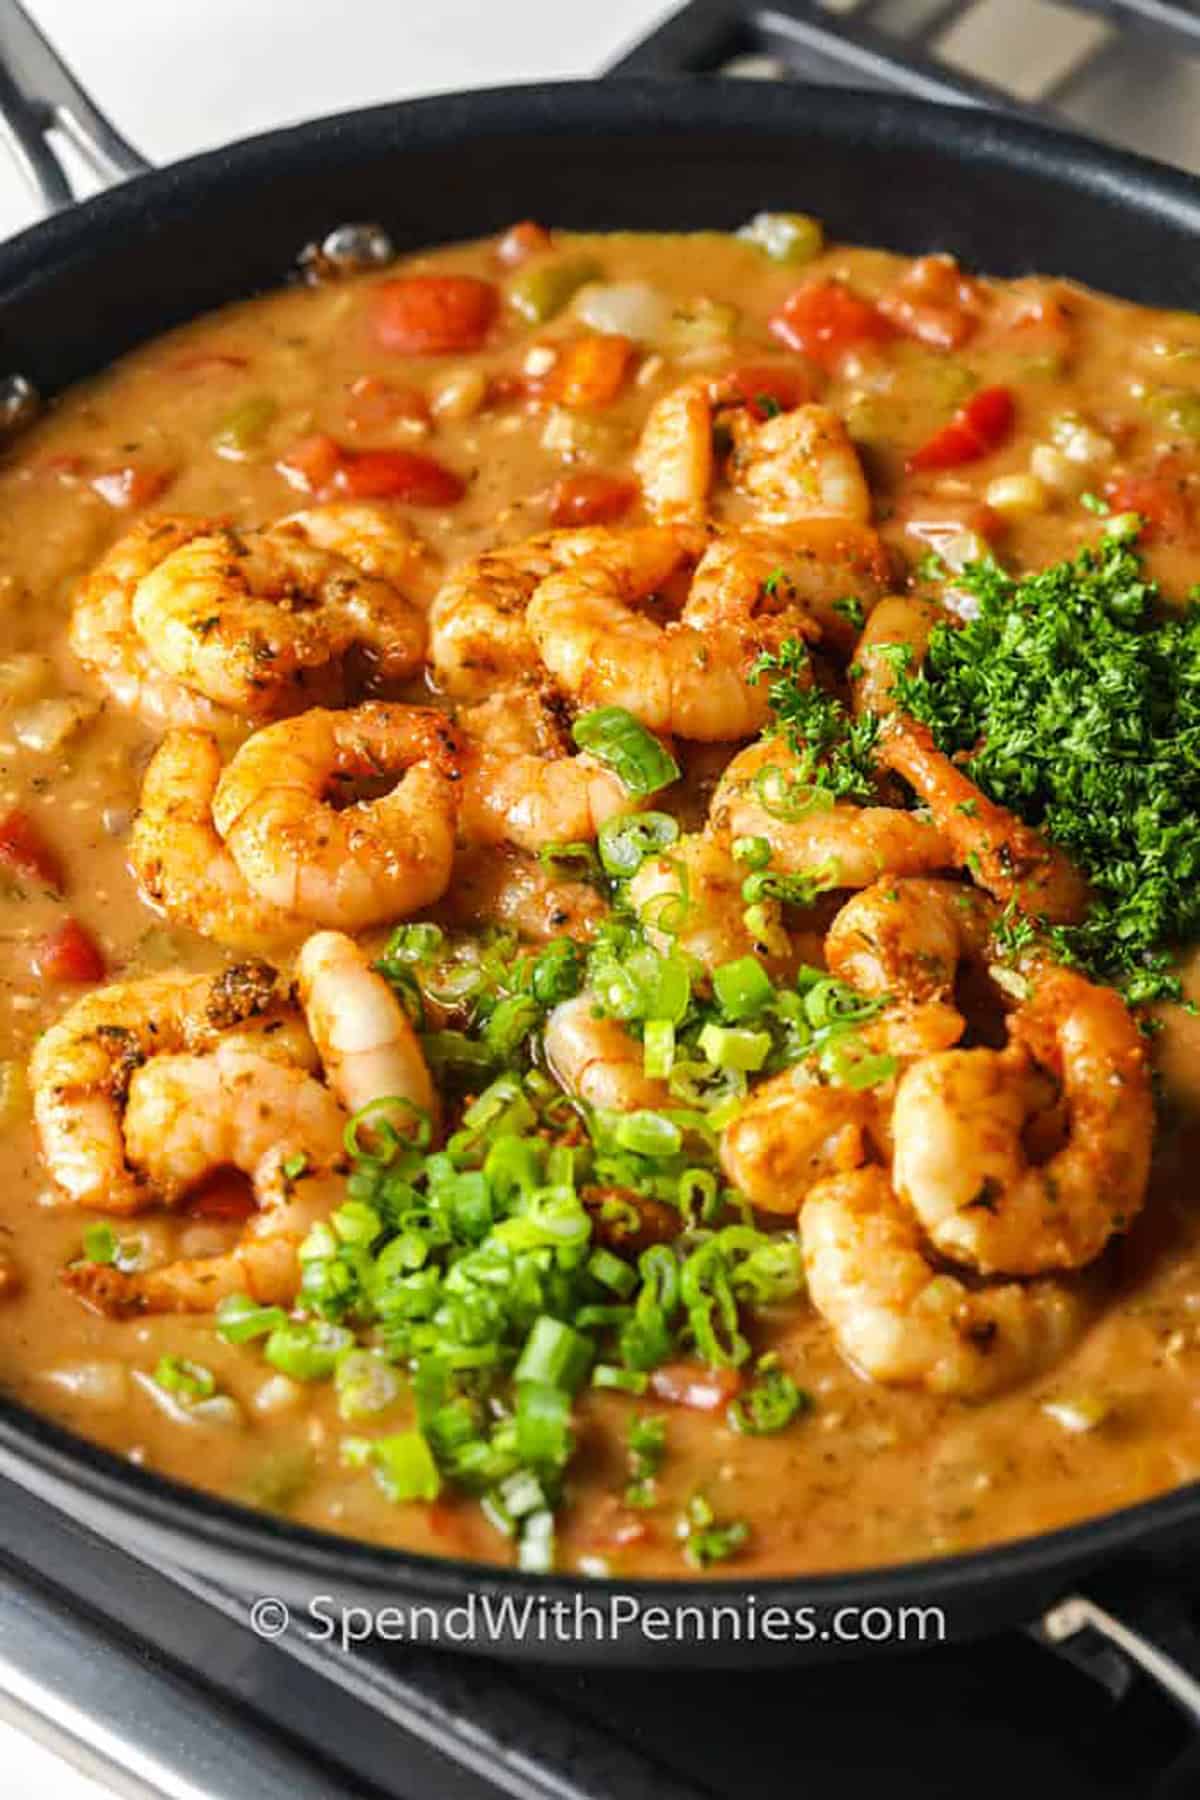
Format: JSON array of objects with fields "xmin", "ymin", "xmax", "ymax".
[
  {"xmin": 1033, "ymin": 1590, "xmax": 1200, "ymax": 1724},
  {"xmin": 0, "ymin": 0, "xmax": 147, "ymax": 216}
]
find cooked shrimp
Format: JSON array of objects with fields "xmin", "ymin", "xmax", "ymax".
[
  {"xmin": 824, "ymin": 876, "xmax": 996, "ymax": 1002},
  {"xmin": 544, "ymin": 992, "xmax": 671, "ymax": 1112},
  {"xmin": 628, "ymin": 831, "xmax": 791, "ymax": 972},
  {"xmin": 801, "ymin": 1167, "xmax": 1092, "ymax": 1398},
  {"xmin": 711, "ymin": 738, "xmax": 954, "ymax": 888},
  {"xmin": 64, "ymin": 1149, "xmax": 346, "ymax": 1318},
  {"xmin": 851, "ymin": 595, "xmax": 945, "ymax": 718},
  {"xmin": 130, "ymin": 730, "xmax": 310, "ymax": 952},
  {"xmin": 129, "ymin": 512, "xmax": 428, "ymax": 719},
  {"xmin": 457, "ymin": 688, "xmax": 643, "ymax": 853},
  {"xmin": 69, "ymin": 516, "xmax": 231, "ymax": 730},
  {"xmin": 278, "ymin": 500, "xmax": 441, "ymax": 599},
  {"xmin": 879, "ymin": 717, "xmax": 1090, "ymax": 923},
  {"xmin": 212, "ymin": 703, "xmax": 461, "ymax": 930},
  {"xmin": 528, "ymin": 523, "xmax": 793, "ymax": 742},
  {"xmin": 297, "ymin": 929, "xmax": 439, "ymax": 1134},
  {"xmin": 892, "ymin": 966, "xmax": 1153, "ymax": 1275},
  {"xmin": 428, "ymin": 531, "xmax": 600, "ymax": 698},
  {"xmin": 727, "ymin": 404, "xmax": 872, "ymax": 526},
  {"xmin": 633, "ymin": 378, "xmax": 714, "ymax": 523},
  {"xmin": 720, "ymin": 1072, "xmax": 882, "ymax": 1214},
  {"xmin": 684, "ymin": 519, "xmax": 892, "ymax": 657},
  {"xmin": 442, "ymin": 844, "xmax": 609, "ymax": 943},
  {"xmin": 30, "ymin": 960, "xmax": 288, "ymax": 1212}
]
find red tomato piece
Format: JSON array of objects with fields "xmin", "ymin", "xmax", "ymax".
[
  {"xmin": 717, "ymin": 362, "xmax": 818, "ymax": 419},
  {"xmin": 549, "ymin": 471, "xmax": 637, "ymax": 527},
  {"xmin": 494, "ymin": 221, "xmax": 553, "ymax": 268},
  {"xmin": 0, "ymin": 807, "xmax": 64, "ymax": 891},
  {"xmin": 544, "ymin": 334, "xmax": 635, "ymax": 410},
  {"xmin": 768, "ymin": 280, "xmax": 893, "ymax": 371},
  {"xmin": 275, "ymin": 433, "xmax": 345, "ymax": 495},
  {"xmin": 91, "ymin": 464, "xmax": 174, "ymax": 509},
  {"xmin": 649, "ymin": 1361, "xmax": 743, "ymax": 1411},
  {"xmin": 907, "ymin": 385, "xmax": 1015, "ymax": 471},
  {"xmin": 330, "ymin": 448, "xmax": 465, "ymax": 505},
  {"xmin": 35, "ymin": 917, "xmax": 106, "ymax": 983},
  {"xmin": 1106, "ymin": 468, "xmax": 1192, "ymax": 542},
  {"xmin": 877, "ymin": 254, "xmax": 983, "ymax": 351},
  {"xmin": 371, "ymin": 275, "xmax": 499, "ymax": 355},
  {"xmin": 343, "ymin": 374, "xmax": 430, "ymax": 432}
]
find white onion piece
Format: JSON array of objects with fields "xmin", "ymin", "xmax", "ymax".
[
  {"xmin": 10, "ymin": 694, "xmax": 97, "ymax": 753},
  {"xmin": 572, "ymin": 281, "xmax": 670, "ymax": 342},
  {"xmin": 43, "ymin": 1361, "xmax": 130, "ymax": 1411}
]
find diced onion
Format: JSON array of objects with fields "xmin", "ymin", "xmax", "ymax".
[
  {"xmin": 1030, "ymin": 444, "xmax": 1087, "ymax": 496},
  {"xmin": 572, "ymin": 281, "xmax": 671, "ymax": 342},
  {"xmin": 430, "ymin": 366, "xmax": 488, "ymax": 421},
  {"xmin": 985, "ymin": 473, "xmax": 1047, "ymax": 516},
  {"xmin": 10, "ymin": 695, "xmax": 97, "ymax": 753},
  {"xmin": 43, "ymin": 1360, "xmax": 130, "ymax": 1410}
]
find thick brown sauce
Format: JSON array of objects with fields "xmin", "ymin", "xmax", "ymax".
[{"xmin": 0, "ymin": 229, "xmax": 1197, "ymax": 1578}]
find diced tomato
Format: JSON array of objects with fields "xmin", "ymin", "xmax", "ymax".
[
  {"xmin": 90, "ymin": 464, "xmax": 174, "ymax": 509},
  {"xmin": 276, "ymin": 433, "xmax": 344, "ymax": 495},
  {"xmin": 907, "ymin": 385, "xmax": 1015, "ymax": 472},
  {"xmin": 768, "ymin": 280, "xmax": 893, "ymax": 371},
  {"xmin": 343, "ymin": 374, "xmax": 430, "ymax": 433},
  {"xmin": 486, "ymin": 371, "xmax": 530, "ymax": 408},
  {"xmin": 1106, "ymin": 467, "xmax": 1192, "ymax": 542},
  {"xmin": 877, "ymin": 254, "xmax": 983, "ymax": 351},
  {"xmin": 494, "ymin": 220, "xmax": 553, "ymax": 268},
  {"xmin": 716, "ymin": 362, "xmax": 818, "ymax": 420},
  {"xmin": 549, "ymin": 471, "xmax": 637, "ymax": 527},
  {"xmin": 0, "ymin": 808, "xmax": 63, "ymax": 891},
  {"xmin": 187, "ymin": 1173, "xmax": 255, "ymax": 1221},
  {"xmin": 34, "ymin": 917, "xmax": 106, "ymax": 983},
  {"xmin": 543, "ymin": 334, "xmax": 635, "ymax": 410},
  {"xmin": 330, "ymin": 448, "xmax": 465, "ymax": 505},
  {"xmin": 649, "ymin": 1360, "xmax": 743, "ymax": 1411},
  {"xmin": 371, "ymin": 275, "xmax": 499, "ymax": 355}
]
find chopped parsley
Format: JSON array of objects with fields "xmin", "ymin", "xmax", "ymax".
[
  {"xmin": 895, "ymin": 525, "xmax": 1200, "ymax": 1001},
  {"xmin": 752, "ymin": 638, "xmax": 880, "ymax": 801}
]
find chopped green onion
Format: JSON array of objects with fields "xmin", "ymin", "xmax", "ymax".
[
  {"xmin": 336, "ymin": 1349, "xmax": 401, "ymax": 1420},
  {"xmin": 587, "ymin": 1246, "xmax": 639, "ymax": 1298},
  {"xmin": 571, "ymin": 708, "xmax": 681, "ymax": 797},
  {"xmin": 212, "ymin": 392, "xmax": 278, "ymax": 456},
  {"xmin": 346, "ymin": 1430, "xmax": 441, "ymax": 1503},
  {"xmin": 153, "ymin": 1355, "xmax": 216, "ymax": 1404},
  {"xmin": 215, "ymin": 1292, "xmax": 288, "ymax": 1344},
  {"xmin": 697, "ymin": 1022, "xmax": 771, "ymax": 1073},
  {"xmin": 728, "ymin": 1367, "xmax": 812, "ymax": 1435},
  {"xmin": 597, "ymin": 809, "xmax": 679, "ymax": 877},
  {"xmin": 613, "ymin": 1109, "xmax": 682, "ymax": 1157},
  {"xmin": 539, "ymin": 840, "xmax": 601, "ymax": 882},
  {"xmin": 592, "ymin": 1364, "xmax": 649, "ymax": 1393},
  {"xmin": 680, "ymin": 1492, "xmax": 750, "ymax": 1568},
  {"xmin": 731, "ymin": 834, "xmax": 771, "ymax": 870},
  {"xmin": 513, "ymin": 1316, "xmax": 594, "ymax": 1391},
  {"xmin": 515, "ymin": 1380, "xmax": 574, "ymax": 1467},
  {"xmin": 712, "ymin": 955, "xmax": 774, "ymax": 1021},
  {"xmin": 518, "ymin": 1508, "xmax": 556, "ymax": 1573},
  {"xmin": 82, "ymin": 1222, "xmax": 117, "ymax": 1265},
  {"xmin": 643, "ymin": 1017, "xmax": 676, "ymax": 1079},
  {"xmin": 264, "ymin": 1321, "xmax": 355, "ymax": 1382}
]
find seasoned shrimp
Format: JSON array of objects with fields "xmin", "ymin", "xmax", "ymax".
[
  {"xmin": 129, "ymin": 730, "xmax": 310, "ymax": 953},
  {"xmin": 30, "ymin": 959, "xmax": 288, "ymax": 1212},
  {"xmin": 278, "ymin": 500, "xmax": 441, "ymax": 598},
  {"xmin": 711, "ymin": 739, "xmax": 954, "ymax": 888},
  {"xmin": 893, "ymin": 966, "xmax": 1153, "ymax": 1275},
  {"xmin": 129, "ymin": 511, "xmax": 428, "ymax": 719},
  {"xmin": 824, "ymin": 877, "xmax": 996, "ymax": 1002},
  {"xmin": 64, "ymin": 1152, "xmax": 347, "ymax": 1317},
  {"xmin": 629, "ymin": 831, "xmax": 792, "ymax": 972},
  {"xmin": 801, "ymin": 1167, "xmax": 1092, "ymax": 1398},
  {"xmin": 726, "ymin": 404, "xmax": 872, "ymax": 526},
  {"xmin": 297, "ymin": 929, "xmax": 439, "ymax": 1133},
  {"xmin": 544, "ymin": 992, "xmax": 671, "ymax": 1112},
  {"xmin": 69, "ymin": 516, "xmax": 231, "ymax": 730},
  {"xmin": 428, "ymin": 531, "xmax": 600, "ymax": 698},
  {"xmin": 633, "ymin": 378, "xmax": 715, "ymax": 523},
  {"xmin": 443, "ymin": 844, "xmax": 609, "ymax": 943},
  {"xmin": 720, "ymin": 1073, "xmax": 882, "ymax": 1214},
  {"xmin": 879, "ymin": 717, "xmax": 1090, "ymax": 923},
  {"xmin": 851, "ymin": 595, "xmax": 944, "ymax": 718},
  {"xmin": 457, "ymin": 688, "xmax": 643, "ymax": 853},
  {"xmin": 684, "ymin": 519, "xmax": 891, "ymax": 657},
  {"xmin": 212, "ymin": 703, "xmax": 461, "ymax": 930}
]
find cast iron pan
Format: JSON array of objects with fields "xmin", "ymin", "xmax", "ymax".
[{"xmin": 0, "ymin": 0, "xmax": 1196, "ymax": 1692}]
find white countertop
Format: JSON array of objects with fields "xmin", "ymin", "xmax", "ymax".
[{"xmin": 0, "ymin": 5, "xmax": 672, "ymax": 1790}]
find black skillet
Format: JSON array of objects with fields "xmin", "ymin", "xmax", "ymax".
[{"xmin": 0, "ymin": 0, "xmax": 1196, "ymax": 1696}]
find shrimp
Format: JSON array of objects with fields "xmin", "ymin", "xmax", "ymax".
[
  {"xmin": 892, "ymin": 965, "xmax": 1153, "ymax": 1275},
  {"xmin": 64, "ymin": 1151, "xmax": 346, "ymax": 1317},
  {"xmin": 442, "ymin": 844, "xmax": 609, "ymax": 943},
  {"xmin": 129, "ymin": 510, "xmax": 428, "ymax": 720},
  {"xmin": 30, "ymin": 959, "xmax": 289, "ymax": 1212},
  {"xmin": 850, "ymin": 594, "xmax": 945, "ymax": 718},
  {"xmin": 628, "ymin": 831, "xmax": 792, "ymax": 972},
  {"xmin": 720, "ymin": 1072, "xmax": 883, "ymax": 1215},
  {"xmin": 428, "ymin": 531, "xmax": 601, "ymax": 698},
  {"xmin": 824, "ymin": 876, "xmax": 996, "ymax": 1003},
  {"xmin": 129, "ymin": 730, "xmax": 310, "ymax": 952},
  {"xmin": 879, "ymin": 717, "xmax": 1090, "ymax": 923},
  {"xmin": 711, "ymin": 738, "xmax": 954, "ymax": 889},
  {"xmin": 296, "ymin": 929, "xmax": 439, "ymax": 1134},
  {"xmin": 543, "ymin": 992, "xmax": 671, "ymax": 1112},
  {"xmin": 278, "ymin": 500, "xmax": 441, "ymax": 599},
  {"xmin": 211, "ymin": 703, "xmax": 461, "ymax": 930},
  {"xmin": 726, "ymin": 404, "xmax": 872, "ymax": 526},
  {"xmin": 683, "ymin": 519, "xmax": 892, "ymax": 657},
  {"xmin": 633, "ymin": 378, "xmax": 715, "ymax": 523},
  {"xmin": 800, "ymin": 1167, "xmax": 1093, "ymax": 1398},
  {"xmin": 69, "ymin": 516, "xmax": 232, "ymax": 730},
  {"xmin": 456, "ymin": 687, "xmax": 643, "ymax": 853}
]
